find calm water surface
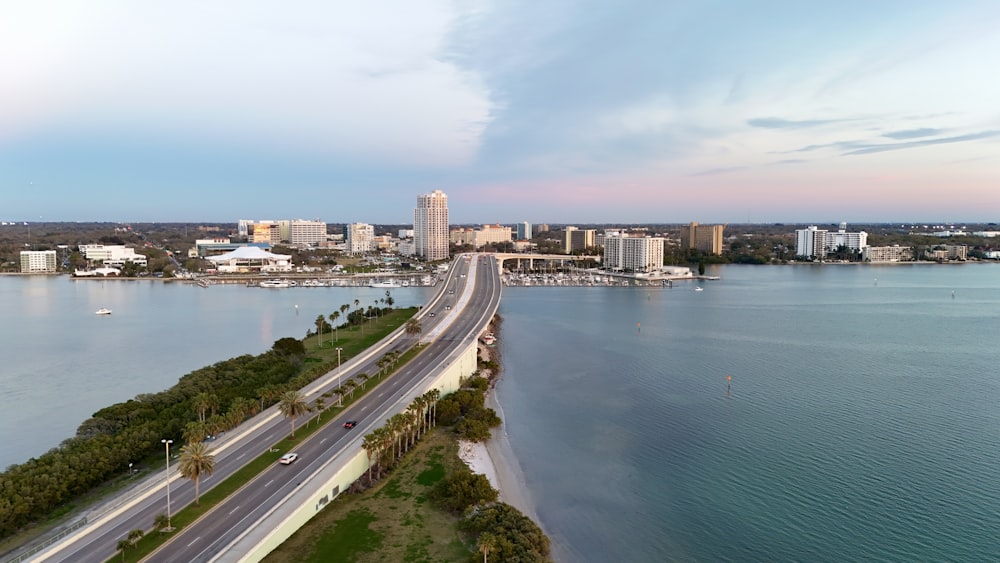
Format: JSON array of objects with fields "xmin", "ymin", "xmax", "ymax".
[
  {"xmin": 496, "ymin": 264, "xmax": 999, "ymax": 562},
  {"xmin": 0, "ymin": 276, "xmax": 432, "ymax": 469},
  {"xmin": 3, "ymin": 266, "xmax": 998, "ymax": 562}
]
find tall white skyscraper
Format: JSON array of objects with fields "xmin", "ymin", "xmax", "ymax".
[
  {"xmin": 516, "ymin": 221, "xmax": 532, "ymax": 241},
  {"xmin": 414, "ymin": 190, "xmax": 449, "ymax": 261}
]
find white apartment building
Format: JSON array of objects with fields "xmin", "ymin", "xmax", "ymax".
[
  {"xmin": 289, "ymin": 220, "xmax": 327, "ymax": 245},
  {"xmin": 603, "ymin": 232, "xmax": 665, "ymax": 273},
  {"xmin": 795, "ymin": 226, "xmax": 828, "ymax": 258},
  {"xmin": 516, "ymin": 221, "xmax": 532, "ymax": 241},
  {"xmin": 20, "ymin": 250, "xmax": 57, "ymax": 273},
  {"xmin": 79, "ymin": 244, "xmax": 148, "ymax": 267},
  {"xmin": 826, "ymin": 222, "xmax": 868, "ymax": 253},
  {"xmin": 237, "ymin": 219, "xmax": 253, "ymax": 238},
  {"xmin": 414, "ymin": 189, "xmax": 449, "ymax": 261},
  {"xmin": 346, "ymin": 223, "xmax": 375, "ymax": 254}
]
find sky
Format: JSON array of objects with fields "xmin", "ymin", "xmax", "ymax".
[{"xmin": 2, "ymin": 0, "xmax": 999, "ymax": 225}]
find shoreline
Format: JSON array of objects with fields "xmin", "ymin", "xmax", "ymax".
[{"xmin": 457, "ymin": 331, "xmax": 543, "ymax": 529}]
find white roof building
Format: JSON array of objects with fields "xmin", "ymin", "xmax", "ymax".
[{"xmin": 206, "ymin": 246, "xmax": 292, "ymax": 273}]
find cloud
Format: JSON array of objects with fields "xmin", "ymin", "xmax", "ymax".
[
  {"xmin": 747, "ymin": 117, "xmax": 858, "ymax": 130},
  {"xmin": 882, "ymin": 128, "xmax": 945, "ymax": 139},
  {"xmin": 842, "ymin": 130, "xmax": 1000, "ymax": 155},
  {"xmin": 690, "ymin": 166, "xmax": 750, "ymax": 177}
]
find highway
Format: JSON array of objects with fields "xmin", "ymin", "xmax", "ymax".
[{"xmin": 38, "ymin": 254, "xmax": 501, "ymax": 563}]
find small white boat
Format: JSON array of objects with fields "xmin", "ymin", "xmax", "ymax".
[
  {"xmin": 259, "ymin": 280, "xmax": 291, "ymax": 288},
  {"xmin": 694, "ymin": 287, "xmax": 704, "ymax": 292},
  {"xmin": 369, "ymin": 280, "xmax": 400, "ymax": 288},
  {"xmin": 95, "ymin": 308, "xmax": 112, "ymax": 315}
]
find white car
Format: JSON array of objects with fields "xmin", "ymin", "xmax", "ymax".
[{"xmin": 279, "ymin": 453, "xmax": 299, "ymax": 465}]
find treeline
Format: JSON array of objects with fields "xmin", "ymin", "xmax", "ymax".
[{"xmin": 0, "ymin": 337, "xmax": 327, "ymax": 539}]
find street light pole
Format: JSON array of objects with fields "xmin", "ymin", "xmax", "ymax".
[
  {"xmin": 161, "ymin": 439, "xmax": 174, "ymax": 531},
  {"xmin": 336, "ymin": 347, "xmax": 343, "ymax": 406}
]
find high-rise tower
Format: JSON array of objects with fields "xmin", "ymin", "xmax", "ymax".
[{"xmin": 414, "ymin": 190, "xmax": 449, "ymax": 261}]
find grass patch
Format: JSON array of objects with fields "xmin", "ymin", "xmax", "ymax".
[
  {"xmin": 263, "ymin": 430, "xmax": 472, "ymax": 563},
  {"xmin": 307, "ymin": 508, "xmax": 383, "ymax": 563}
]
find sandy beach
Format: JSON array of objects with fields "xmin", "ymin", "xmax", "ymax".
[{"xmin": 457, "ymin": 341, "xmax": 541, "ymax": 524}]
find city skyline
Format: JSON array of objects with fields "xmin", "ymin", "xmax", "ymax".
[{"xmin": 2, "ymin": 1, "xmax": 999, "ymax": 224}]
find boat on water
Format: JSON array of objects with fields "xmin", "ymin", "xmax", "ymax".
[
  {"xmin": 369, "ymin": 280, "xmax": 400, "ymax": 288},
  {"xmin": 95, "ymin": 308, "xmax": 112, "ymax": 315},
  {"xmin": 259, "ymin": 279, "xmax": 294, "ymax": 288},
  {"xmin": 694, "ymin": 286, "xmax": 704, "ymax": 292}
]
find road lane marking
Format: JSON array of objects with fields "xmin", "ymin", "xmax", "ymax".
[
  {"xmin": 320, "ymin": 438, "xmax": 327, "ymax": 444},
  {"xmin": 265, "ymin": 479, "xmax": 274, "ymax": 487},
  {"xmin": 188, "ymin": 537, "xmax": 201, "ymax": 547},
  {"xmin": 229, "ymin": 506, "xmax": 241, "ymax": 515},
  {"xmin": 237, "ymin": 453, "xmax": 246, "ymax": 460}
]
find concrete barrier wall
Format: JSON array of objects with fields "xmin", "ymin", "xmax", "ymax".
[{"xmin": 227, "ymin": 336, "xmax": 481, "ymax": 563}]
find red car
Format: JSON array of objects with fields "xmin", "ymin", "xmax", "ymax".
[{"xmin": 343, "ymin": 420, "xmax": 358, "ymax": 429}]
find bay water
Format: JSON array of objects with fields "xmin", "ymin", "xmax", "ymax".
[
  {"xmin": 0, "ymin": 276, "xmax": 432, "ymax": 470},
  {"xmin": 3, "ymin": 265, "xmax": 998, "ymax": 561},
  {"xmin": 496, "ymin": 264, "xmax": 999, "ymax": 562}
]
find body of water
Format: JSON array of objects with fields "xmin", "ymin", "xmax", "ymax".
[
  {"xmin": 3, "ymin": 265, "xmax": 998, "ymax": 562},
  {"xmin": 0, "ymin": 276, "xmax": 432, "ymax": 470},
  {"xmin": 496, "ymin": 264, "xmax": 1000, "ymax": 562}
]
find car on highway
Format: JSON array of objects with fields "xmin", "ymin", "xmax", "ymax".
[
  {"xmin": 343, "ymin": 420, "xmax": 358, "ymax": 429},
  {"xmin": 445, "ymin": 305, "xmax": 451, "ymax": 310},
  {"xmin": 448, "ymin": 289, "xmax": 454, "ymax": 294},
  {"xmin": 279, "ymin": 453, "xmax": 298, "ymax": 465},
  {"xmin": 428, "ymin": 312, "xmax": 436, "ymax": 317}
]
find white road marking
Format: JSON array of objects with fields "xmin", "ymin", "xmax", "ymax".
[
  {"xmin": 229, "ymin": 506, "xmax": 241, "ymax": 515},
  {"xmin": 188, "ymin": 537, "xmax": 201, "ymax": 547},
  {"xmin": 265, "ymin": 479, "xmax": 274, "ymax": 487},
  {"xmin": 320, "ymin": 438, "xmax": 327, "ymax": 444},
  {"xmin": 237, "ymin": 452, "xmax": 246, "ymax": 460}
]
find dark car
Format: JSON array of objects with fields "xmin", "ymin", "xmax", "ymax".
[{"xmin": 343, "ymin": 420, "xmax": 358, "ymax": 429}]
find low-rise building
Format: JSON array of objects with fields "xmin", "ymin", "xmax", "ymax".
[
  {"xmin": 20, "ymin": 250, "xmax": 57, "ymax": 273},
  {"xmin": 79, "ymin": 244, "xmax": 148, "ymax": 267},
  {"xmin": 863, "ymin": 245, "xmax": 913, "ymax": 263}
]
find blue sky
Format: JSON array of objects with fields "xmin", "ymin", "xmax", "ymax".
[{"xmin": 2, "ymin": 0, "xmax": 998, "ymax": 224}]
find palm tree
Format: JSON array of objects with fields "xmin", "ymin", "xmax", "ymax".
[
  {"xmin": 314, "ymin": 314, "xmax": 325, "ymax": 347},
  {"xmin": 384, "ymin": 290, "xmax": 394, "ymax": 308},
  {"xmin": 478, "ymin": 532, "xmax": 499, "ymax": 563},
  {"xmin": 128, "ymin": 528, "xmax": 144, "ymax": 546},
  {"xmin": 278, "ymin": 390, "xmax": 309, "ymax": 438},
  {"xmin": 357, "ymin": 373, "xmax": 369, "ymax": 391},
  {"xmin": 117, "ymin": 538, "xmax": 132, "ymax": 561},
  {"xmin": 405, "ymin": 318, "xmax": 422, "ymax": 337},
  {"xmin": 427, "ymin": 388, "xmax": 441, "ymax": 427},
  {"xmin": 178, "ymin": 441, "xmax": 215, "ymax": 505},
  {"xmin": 183, "ymin": 420, "xmax": 208, "ymax": 445},
  {"xmin": 154, "ymin": 512, "xmax": 170, "ymax": 533},
  {"xmin": 192, "ymin": 392, "xmax": 218, "ymax": 424},
  {"xmin": 314, "ymin": 397, "xmax": 326, "ymax": 422},
  {"xmin": 361, "ymin": 432, "xmax": 377, "ymax": 480},
  {"xmin": 329, "ymin": 311, "xmax": 340, "ymax": 341}
]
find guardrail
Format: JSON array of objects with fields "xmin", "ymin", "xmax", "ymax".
[{"xmin": 5, "ymin": 518, "xmax": 86, "ymax": 563}]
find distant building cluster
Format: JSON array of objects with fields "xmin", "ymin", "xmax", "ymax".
[{"xmin": 795, "ymin": 223, "xmax": 869, "ymax": 259}]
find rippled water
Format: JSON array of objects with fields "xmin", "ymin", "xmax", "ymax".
[
  {"xmin": 0, "ymin": 277, "xmax": 432, "ymax": 469},
  {"xmin": 496, "ymin": 264, "xmax": 1000, "ymax": 562}
]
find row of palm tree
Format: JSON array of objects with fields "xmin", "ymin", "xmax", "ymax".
[
  {"xmin": 359, "ymin": 389, "xmax": 441, "ymax": 481},
  {"xmin": 315, "ymin": 293, "xmax": 397, "ymax": 348}
]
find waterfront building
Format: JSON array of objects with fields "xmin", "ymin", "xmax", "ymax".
[
  {"xmin": 863, "ymin": 245, "xmax": 914, "ymax": 262},
  {"xmin": 414, "ymin": 189, "xmax": 449, "ymax": 261},
  {"xmin": 563, "ymin": 226, "xmax": 596, "ymax": 253},
  {"xmin": 795, "ymin": 226, "xmax": 829, "ymax": 258},
  {"xmin": 680, "ymin": 222, "xmax": 725, "ymax": 255},
  {"xmin": 79, "ymin": 244, "xmax": 148, "ymax": 267},
  {"xmin": 825, "ymin": 222, "xmax": 868, "ymax": 253},
  {"xmin": 20, "ymin": 250, "xmax": 57, "ymax": 273},
  {"xmin": 452, "ymin": 224, "xmax": 513, "ymax": 249},
  {"xmin": 603, "ymin": 232, "xmax": 665, "ymax": 273},
  {"xmin": 516, "ymin": 221, "xmax": 532, "ymax": 241},
  {"xmin": 289, "ymin": 220, "xmax": 327, "ymax": 245},
  {"xmin": 346, "ymin": 223, "xmax": 375, "ymax": 254},
  {"xmin": 206, "ymin": 246, "xmax": 292, "ymax": 273}
]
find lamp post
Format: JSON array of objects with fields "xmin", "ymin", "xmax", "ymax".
[
  {"xmin": 161, "ymin": 439, "xmax": 174, "ymax": 531},
  {"xmin": 335, "ymin": 347, "xmax": 343, "ymax": 406}
]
